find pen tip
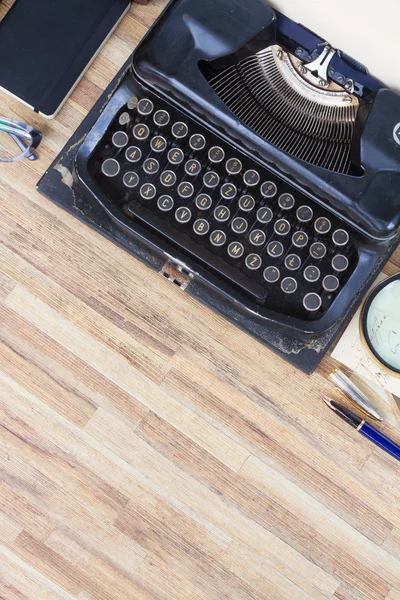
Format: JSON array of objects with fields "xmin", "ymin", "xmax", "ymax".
[{"xmin": 322, "ymin": 396, "xmax": 333, "ymax": 408}]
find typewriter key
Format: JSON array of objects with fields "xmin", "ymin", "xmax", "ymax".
[
  {"xmin": 126, "ymin": 146, "xmax": 142, "ymax": 163},
  {"xmin": 214, "ymin": 206, "xmax": 231, "ymax": 222},
  {"xmin": 245, "ymin": 254, "xmax": 262, "ymax": 270},
  {"xmin": 304, "ymin": 265, "xmax": 321, "ymax": 283},
  {"xmin": 175, "ymin": 207, "xmax": 192, "ymax": 224},
  {"xmin": 315, "ymin": 217, "xmax": 332, "ymax": 234},
  {"xmin": 168, "ymin": 148, "xmax": 184, "ymax": 165},
  {"xmin": 140, "ymin": 183, "xmax": 156, "ymax": 200},
  {"xmin": 112, "ymin": 131, "xmax": 128, "ymax": 148},
  {"xmin": 309, "ymin": 242, "xmax": 327, "ymax": 259},
  {"xmin": 210, "ymin": 230, "xmax": 227, "ymax": 247},
  {"xmin": 221, "ymin": 183, "xmax": 237, "ymax": 200},
  {"xmin": 143, "ymin": 158, "xmax": 160, "ymax": 175},
  {"xmin": 208, "ymin": 146, "xmax": 225, "ymax": 163},
  {"xmin": 123, "ymin": 172, "xmax": 140, "ymax": 188},
  {"xmin": 278, "ymin": 193, "xmax": 295, "ymax": 210},
  {"xmin": 281, "ymin": 277, "xmax": 297, "ymax": 294},
  {"xmin": 171, "ymin": 122, "xmax": 189, "ymax": 139},
  {"xmin": 119, "ymin": 112, "xmax": 130, "ymax": 126},
  {"xmin": 153, "ymin": 110, "xmax": 170, "ymax": 127},
  {"xmin": 127, "ymin": 96, "xmax": 138, "ymax": 111},
  {"xmin": 332, "ymin": 254, "xmax": 349, "ymax": 272},
  {"xmin": 264, "ymin": 266, "xmax": 280, "ymax": 283},
  {"xmin": 292, "ymin": 231, "xmax": 309, "ymax": 248},
  {"xmin": 323, "ymin": 274, "xmax": 339, "ymax": 292},
  {"xmin": 296, "ymin": 206, "xmax": 313, "ymax": 223},
  {"xmin": 185, "ymin": 160, "xmax": 202, "ymax": 176},
  {"xmin": 137, "ymin": 98, "xmax": 154, "ymax": 116},
  {"xmin": 285, "ymin": 254, "xmax": 302, "ymax": 271},
  {"xmin": 225, "ymin": 158, "xmax": 242, "ymax": 175},
  {"xmin": 101, "ymin": 158, "xmax": 120, "ymax": 178},
  {"xmin": 274, "ymin": 219, "xmax": 291, "ymax": 236},
  {"xmin": 238, "ymin": 195, "xmax": 255, "ymax": 212},
  {"xmin": 332, "ymin": 229, "xmax": 350, "ymax": 246},
  {"xmin": 160, "ymin": 170, "xmax": 177, "ymax": 187},
  {"xmin": 157, "ymin": 195, "xmax": 174, "ymax": 212},
  {"xmin": 203, "ymin": 171, "xmax": 220, "ymax": 188},
  {"xmin": 177, "ymin": 182, "xmax": 194, "ymax": 199},
  {"xmin": 193, "ymin": 219, "xmax": 210, "ymax": 235},
  {"xmin": 249, "ymin": 230, "xmax": 266, "ymax": 246},
  {"xmin": 195, "ymin": 194, "xmax": 213, "ymax": 210},
  {"xmin": 243, "ymin": 169, "xmax": 260, "ymax": 187},
  {"xmin": 260, "ymin": 181, "xmax": 277, "ymax": 198},
  {"xmin": 133, "ymin": 123, "xmax": 150, "ymax": 141},
  {"xmin": 267, "ymin": 241, "xmax": 284, "ymax": 258},
  {"xmin": 231, "ymin": 217, "xmax": 248, "ymax": 234},
  {"xmin": 150, "ymin": 136, "xmax": 167, "ymax": 153},
  {"xmin": 303, "ymin": 293, "xmax": 322, "ymax": 312},
  {"xmin": 189, "ymin": 134, "xmax": 206, "ymax": 151},
  {"xmin": 256, "ymin": 207, "xmax": 273, "ymax": 224},
  {"xmin": 228, "ymin": 242, "xmax": 245, "ymax": 259}
]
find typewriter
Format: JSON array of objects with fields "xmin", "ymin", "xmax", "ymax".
[{"xmin": 45, "ymin": 0, "xmax": 400, "ymax": 372}]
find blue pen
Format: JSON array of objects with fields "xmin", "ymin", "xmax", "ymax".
[{"xmin": 323, "ymin": 398, "xmax": 400, "ymax": 462}]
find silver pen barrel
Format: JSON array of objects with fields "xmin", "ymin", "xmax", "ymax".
[{"xmin": 329, "ymin": 368, "xmax": 383, "ymax": 422}]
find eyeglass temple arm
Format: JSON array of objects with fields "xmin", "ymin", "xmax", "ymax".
[{"xmin": 9, "ymin": 132, "xmax": 37, "ymax": 161}]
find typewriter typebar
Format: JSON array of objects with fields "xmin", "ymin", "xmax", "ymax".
[{"xmin": 74, "ymin": 0, "xmax": 400, "ymax": 369}]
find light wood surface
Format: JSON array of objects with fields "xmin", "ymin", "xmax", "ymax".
[{"xmin": 1, "ymin": 1, "xmax": 400, "ymax": 599}]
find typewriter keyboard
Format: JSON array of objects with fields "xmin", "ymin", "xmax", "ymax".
[{"xmin": 89, "ymin": 95, "xmax": 358, "ymax": 321}]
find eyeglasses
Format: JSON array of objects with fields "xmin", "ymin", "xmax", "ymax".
[{"xmin": 0, "ymin": 118, "xmax": 42, "ymax": 163}]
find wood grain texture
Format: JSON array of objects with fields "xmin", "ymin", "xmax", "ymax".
[{"xmin": 0, "ymin": 1, "xmax": 399, "ymax": 598}]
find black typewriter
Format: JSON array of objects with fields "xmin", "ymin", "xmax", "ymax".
[{"xmin": 41, "ymin": 0, "xmax": 400, "ymax": 372}]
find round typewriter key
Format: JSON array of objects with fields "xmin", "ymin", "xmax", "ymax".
[
  {"xmin": 221, "ymin": 183, "xmax": 237, "ymax": 201},
  {"xmin": 168, "ymin": 148, "xmax": 184, "ymax": 165},
  {"xmin": 315, "ymin": 217, "xmax": 332, "ymax": 234},
  {"xmin": 193, "ymin": 219, "xmax": 210, "ymax": 236},
  {"xmin": 171, "ymin": 122, "xmax": 189, "ymax": 139},
  {"xmin": 210, "ymin": 230, "xmax": 227, "ymax": 247},
  {"xmin": 243, "ymin": 169, "xmax": 260, "ymax": 187},
  {"xmin": 101, "ymin": 158, "xmax": 120, "ymax": 178},
  {"xmin": 225, "ymin": 158, "xmax": 242, "ymax": 175},
  {"xmin": 214, "ymin": 205, "xmax": 231, "ymax": 222},
  {"xmin": 123, "ymin": 171, "xmax": 140, "ymax": 188},
  {"xmin": 249, "ymin": 229, "xmax": 266, "ymax": 247},
  {"xmin": 208, "ymin": 146, "xmax": 225, "ymax": 163},
  {"xmin": 257, "ymin": 207, "xmax": 273, "ymax": 224},
  {"xmin": 119, "ymin": 112, "xmax": 130, "ymax": 126},
  {"xmin": 281, "ymin": 277, "xmax": 297, "ymax": 294},
  {"xmin": 278, "ymin": 193, "xmax": 295, "ymax": 210},
  {"xmin": 304, "ymin": 265, "xmax": 321, "ymax": 283},
  {"xmin": 292, "ymin": 230, "xmax": 309, "ymax": 248},
  {"xmin": 127, "ymin": 96, "xmax": 138, "ymax": 111},
  {"xmin": 140, "ymin": 183, "xmax": 156, "ymax": 200},
  {"xmin": 157, "ymin": 195, "xmax": 174, "ymax": 212},
  {"xmin": 153, "ymin": 110, "xmax": 170, "ymax": 127},
  {"xmin": 267, "ymin": 241, "xmax": 284, "ymax": 258},
  {"xmin": 177, "ymin": 182, "xmax": 194, "ymax": 199},
  {"xmin": 309, "ymin": 242, "xmax": 327, "ymax": 260},
  {"xmin": 323, "ymin": 274, "xmax": 340, "ymax": 292},
  {"xmin": 185, "ymin": 160, "xmax": 202, "ymax": 176},
  {"xmin": 274, "ymin": 219, "xmax": 291, "ymax": 236},
  {"xmin": 133, "ymin": 123, "xmax": 150, "ymax": 141},
  {"xmin": 126, "ymin": 146, "xmax": 142, "ymax": 163},
  {"xmin": 332, "ymin": 254, "xmax": 349, "ymax": 272},
  {"xmin": 285, "ymin": 254, "xmax": 302, "ymax": 271},
  {"xmin": 189, "ymin": 134, "xmax": 206, "ymax": 151},
  {"xmin": 296, "ymin": 205, "xmax": 313, "ymax": 223},
  {"xmin": 175, "ymin": 207, "xmax": 192, "ymax": 224},
  {"xmin": 231, "ymin": 217, "xmax": 248, "ymax": 234},
  {"xmin": 143, "ymin": 158, "xmax": 160, "ymax": 175},
  {"xmin": 196, "ymin": 194, "xmax": 213, "ymax": 210},
  {"xmin": 238, "ymin": 195, "xmax": 255, "ymax": 212},
  {"xmin": 246, "ymin": 254, "xmax": 262, "ymax": 271},
  {"xmin": 112, "ymin": 131, "xmax": 128, "ymax": 148},
  {"xmin": 137, "ymin": 98, "xmax": 154, "ymax": 116},
  {"xmin": 332, "ymin": 229, "xmax": 350, "ymax": 247},
  {"xmin": 227, "ymin": 242, "xmax": 245, "ymax": 259},
  {"xmin": 160, "ymin": 170, "xmax": 177, "ymax": 187},
  {"xmin": 150, "ymin": 136, "xmax": 167, "ymax": 153},
  {"xmin": 203, "ymin": 171, "xmax": 220, "ymax": 188},
  {"xmin": 303, "ymin": 293, "xmax": 322, "ymax": 312},
  {"xmin": 261, "ymin": 181, "xmax": 277, "ymax": 198},
  {"xmin": 264, "ymin": 266, "xmax": 280, "ymax": 283}
]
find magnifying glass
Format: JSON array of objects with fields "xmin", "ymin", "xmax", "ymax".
[{"xmin": 361, "ymin": 274, "xmax": 400, "ymax": 377}]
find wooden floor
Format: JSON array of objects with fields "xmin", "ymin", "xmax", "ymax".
[{"xmin": 1, "ymin": 1, "xmax": 400, "ymax": 599}]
